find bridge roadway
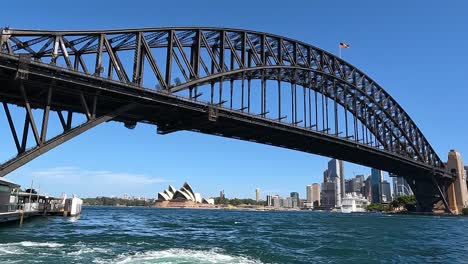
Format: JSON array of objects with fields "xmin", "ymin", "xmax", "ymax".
[{"xmin": 0, "ymin": 27, "xmax": 455, "ymax": 212}]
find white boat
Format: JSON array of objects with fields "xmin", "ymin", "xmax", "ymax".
[{"xmin": 341, "ymin": 193, "xmax": 369, "ymax": 213}]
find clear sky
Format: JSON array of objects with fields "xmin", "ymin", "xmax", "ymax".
[{"xmin": 1, "ymin": 0, "xmax": 467, "ymax": 199}]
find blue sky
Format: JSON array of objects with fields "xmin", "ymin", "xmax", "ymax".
[{"xmin": 1, "ymin": 0, "xmax": 467, "ymax": 199}]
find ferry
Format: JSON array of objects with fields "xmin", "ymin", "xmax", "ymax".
[
  {"xmin": 0, "ymin": 178, "xmax": 82, "ymax": 224},
  {"xmin": 341, "ymin": 193, "xmax": 369, "ymax": 213}
]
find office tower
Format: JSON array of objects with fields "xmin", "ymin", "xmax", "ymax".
[
  {"xmin": 323, "ymin": 169, "xmax": 330, "ymax": 183},
  {"xmin": 266, "ymin": 195, "xmax": 273, "ymax": 206},
  {"xmin": 381, "ymin": 180, "xmax": 392, "ymax": 202},
  {"xmin": 321, "ymin": 182, "xmax": 336, "ymax": 208},
  {"xmin": 312, "ymin": 183, "xmax": 321, "ymax": 207},
  {"xmin": 364, "ymin": 176, "xmax": 372, "ymax": 201},
  {"xmin": 345, "ymin": 179, "xmax": 354, "ymax": 194},
  {"xmin": 272, "ymin": 195, "xmax": 280, "ymax": 209},
  {"xmin": 371, "ymin": 168, "xmax": 384, "ymax": 203},
  {"xmin": 327, "ymin": 159, "xmax": 344, "ymax": 206},
  {"xmin": 392, "ymin": 176, "xmax": 413, "ymax": 197},
  {"xmin": 306, "ymin": 185, "xmax": 313, "ymax": 208},
  {"xmin": 290, "ymin": 192, "xmax": 299, "ymax": 208},
  {"xmin": 355, "ymin": 175, "xmax": 365, "ymax": 194},
  {"xmin": 255, "ymin": 188, "xmax": 261, "ymax": 202}
]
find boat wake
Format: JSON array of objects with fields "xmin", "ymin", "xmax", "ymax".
[{"xmin": 97, "ymin": 248, "xmax": 264, "ymax": 264}]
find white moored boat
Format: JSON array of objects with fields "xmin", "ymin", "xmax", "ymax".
[{"xmin": 341, "ymin": 193, "xmax": 369, "ymax": 213}]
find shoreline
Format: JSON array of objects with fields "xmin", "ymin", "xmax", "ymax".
[{"xmin": 82, "ymin": 205, "xmax": 467, "ymax": 216}]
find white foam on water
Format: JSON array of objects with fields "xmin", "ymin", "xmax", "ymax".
[
  {"xmin": 0, "ymin": 241, "xmax": 64, "ymax": 255},
  {"xmin": 108, "ymin": 248, "xmax": 264, "ymax": 264},
  {"xmin": 17, "ymin": 241, "xmax": 64, "ymax": 248},
  {"xmin": 68, "ymin": 247, "xmax": 110, "ymax": 256},
  {"xmin": 0, "ymin": 246, "xmax": 24, "ymax": 255}
]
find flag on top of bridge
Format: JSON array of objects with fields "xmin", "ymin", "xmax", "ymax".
[{"xmin": 339, "ymin": 42, "xmax": 350, "ymax": 48}]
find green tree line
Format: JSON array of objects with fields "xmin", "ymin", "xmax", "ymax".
[
  {"xmin": 214, "ymin": 197, "xmax": 266, "ymax": 206},
  {"xmin": 83, "ymin": 197, "xmax": 155, "ymax": 207}
]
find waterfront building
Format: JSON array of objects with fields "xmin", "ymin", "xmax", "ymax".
[
  {"xmin": 341, "ymin": 193, "xmax": 369, "ymax": 213},
  {"xmin": 272, "ymin": 195, "xmax": 280, "ymax": 209},
  {"xmin": 290, "ymin": 192, "xmax": 299, "ymax": 208},
  {"xmin": 281, "ymin": 197, "xmax": 293, "ymax": 208},
  {"xmin": 255, "ymin": 188, "xmax": 261, "ymax": 202},
  {"xmin": 371, "ymin": 169, "xmax": 384, "ymax": 203},
  {"xmin": 266, "ymin": 195, "xmax": 273, "ymax": 207},
  {"xmin": 156, "ymin": 182, "xmax": 214, "ymax": 208},
  {"xmin": 381, "ymin": 180, "xmax": 392, "ymax": 203},
  {"xmin": 306, "ymin": 185, "xmax": 313, "ymax": 208},
  {"xmin": 392, "ymin": 175, "xmax": 413, "ymax": 197}
]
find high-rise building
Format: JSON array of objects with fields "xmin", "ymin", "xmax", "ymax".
[
  {"xmin": 272, "ymin": 195, "xmax": 280, "ymax": 209},
  {"xmin": 323, "ymin": 169, "xmax": 330, "ymax": 183},
  {"xmin": 363, "ymin": 176, "xmax": 372, "ymax": 201},
  {"xmin": 371, "ymin": 169, "xmax": 384, "ymax": 203},
  {"xmin": 345, "ymin": 175, "xmax": 365, "ymax": 195},
  {"xmin": 290, "ymin": 192, "xmax": 299, "ymax": 208},
  {"xmin": 355, "ymin": 175, "xmax": 365, "ymax": 194},
  {"xmin": 255, "ymin": 188, "xmax": 261, "ymax": 202},
  {"xmin": 312, "ymin": 183, "xmax": 321, "ymax": 207},
  {"xmin": 306, "ymin": 185, "xmax": 313, "ymax": 208},
  {"xmin": 326, "ymin": 159, "xmax": 344, "ymax": 207},
  {"xmin": 345, "ymin": 179, "xmax": 354, "ymax": 194},
  {"xmin": 392, "ymin": 176, "xmax": 413, "ymax": 197},
  {"xmin": 381, "ymin": 180, "xmax": 392, "ymax": 202},
  {"xmin": 321, "ymin": 182, "xmax": 336, "ymax": 208},
  {"xmin": 280, "ymin": 197, "xmax": 293, "ymax": 208},
  {"xmin": 266, "ymin": 195, "xmax": 273, "ymax": 206}
]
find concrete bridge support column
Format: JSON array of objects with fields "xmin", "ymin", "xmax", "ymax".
[{"xmin": 446, "ymin": 150, "xmax": 468, "ymax": 214}]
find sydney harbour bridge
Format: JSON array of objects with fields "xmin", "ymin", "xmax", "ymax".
[{"xmin": 0, "ymin": 27, "xmax": 463, "ymax": 213}]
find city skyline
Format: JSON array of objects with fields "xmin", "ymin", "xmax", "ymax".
[{"xmin": 1, "ymin": 1, "xmax": 466, "ymax": 200}]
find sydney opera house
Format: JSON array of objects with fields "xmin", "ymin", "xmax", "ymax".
[{"xmin": 155, "ymin": 182, "xmax": 215, "ymax": 208}]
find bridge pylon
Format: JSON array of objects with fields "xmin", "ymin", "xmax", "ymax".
[{"xmin": 446, "ymin": 150, "xmax": 468, "ymax": 214}]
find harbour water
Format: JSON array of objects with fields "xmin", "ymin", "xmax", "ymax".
[{"xmin": 0, "ymin": 206, "xmax": 466, "ymax": 263}]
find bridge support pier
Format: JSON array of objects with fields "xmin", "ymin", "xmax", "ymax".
[{"xmin": 446, "ymin": 150, "xmax": 468, "ymax": 214}]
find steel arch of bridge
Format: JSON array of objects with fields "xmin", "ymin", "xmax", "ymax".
[{"xmin": 0, "ymin": 27, "xmax": 450, "ymax": 211}]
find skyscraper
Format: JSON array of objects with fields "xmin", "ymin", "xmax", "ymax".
[
  {"xmin": 266, "ymin": 195, "xmax": 273, "ymax": 206},
  {"xmin": 255, "ymin": 188, "xmax": 261, "ymax": 202},
  {"xmin": 326, "ymin": 159, "xmax": 344, "ymax": 207},
  {"xmin": 272, "ymin": 195, "xmax": 280, "ymax": 209},
  {"xmin": 306, "ymin": 185, "xmax": 313, "ymax": 208},
  {"xmin": 345, "ymin": 179, "xmax": 354, "ymax": 194},
  {"xmin": 312, "ymin": 183, "xmax": 321, "ymax": 207},
  {"xmin": 290, "ymin": 192, "xmax": 299, "ymax": 208},
  {"xmin": 381, "ymin": 180, "xmax": 392, "ymax": 202},
  {"xmin": 321, "ymin": 182, "xmax": 336, "ymax": 208},
  {"xmin": 364, "ymin": 176, "xmax": 372, "ymax": 201},
  {"xmin": 371, "ymin": 169, "xmax": 384, "ymax": 203},
  {"xmin": 392, "ymin": 176, "xmax": 413, "ymax": 197},
  {"xmin": 345, "ymin": 175, "xmax": 365, "ymax": 195},
  {"xmin": 355, "ymin": 175, "xmax": 365, "ymax": 194}
]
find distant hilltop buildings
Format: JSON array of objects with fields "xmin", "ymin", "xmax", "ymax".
[{"xmin": 155, "ymin": 182, "xmax": 215, "ymax": 208}]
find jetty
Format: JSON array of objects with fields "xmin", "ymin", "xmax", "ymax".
[{"xmin": 0, "ymin": 178, "xmax": 82, "ymax": 225}]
